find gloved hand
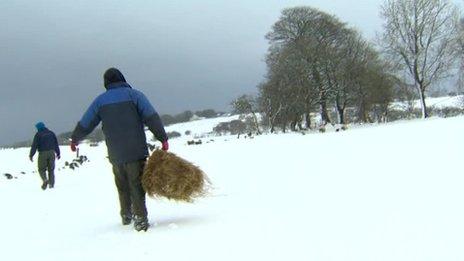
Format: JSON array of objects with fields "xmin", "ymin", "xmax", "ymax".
[
  {"xmin": 70, "ymin": 141, "xmax": 78, "ymax": 152},
  {"xmin": 162, "ymin": 140, "xmax": 169, "ymax": 151},
  {"xmin": 56, "ymin": 155, "xmax": 61, "ymax": 160}
]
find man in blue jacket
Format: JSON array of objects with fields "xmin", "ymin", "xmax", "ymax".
[
  {"xmin": 29, "ymin": 122, "xmax": 61, "ymax": 190},
  {"xmin": 70, "ymin": 68, "xmax": 168, "ymax": 232}
]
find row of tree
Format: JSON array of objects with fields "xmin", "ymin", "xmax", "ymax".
[
  {"xmin": 161, "ymin": 109, "xmax": 222, "ymax": 125},
  {"xmin": 233, "ymin": 0, "xmax": 462, "ymax": 133},
  {"xmin": 5, "ymin": 109, "xmax": 222, "ymax": 148}
]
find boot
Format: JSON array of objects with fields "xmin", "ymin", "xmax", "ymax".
[
  {"xmin": 121, "ymin": 214, "xmax": 132, "ymax": 225},
  {"xmin": 41, "ymin": 180, "xmax": 48, "ymax": 190},
  {"xmin": 133, "ymin": 215, "xmax": 149, "ymax": 232}
]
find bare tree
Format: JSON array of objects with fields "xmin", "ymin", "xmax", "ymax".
[
  {"xmin": 381, "ymin": 0, "xmax": 460, "ymax": 118},
  {"xmin": 456, "ymin": 18, "xmax": 464, "ymax": 108},
  {"xmin": 256, "ymin": 6, "xmax": 396, "ymax": 132},
  {"xmin": 266, "ymin": 7, "xmax": 348, "ymax": 125},
  {"xmin": 232, "ymin": 95, "xmax": 262, "ymax": 135}
]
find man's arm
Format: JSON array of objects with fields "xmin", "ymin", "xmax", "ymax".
[
  {"xmin": 71, "ymin": 98, "xmax": 101, "ymax": 143},
  {"xmin": 133, "ymin": 90, "xmax": 168, "ymax": 142},
  {"xmin": 29, "ymin": 133, "xmax": 38, "ymax": 159}
]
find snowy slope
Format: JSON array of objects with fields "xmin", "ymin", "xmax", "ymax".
[
  {"xmin": 165, "ymin": 114, "xmax": 239, "ymax": 136},
  {"xmin": 425, "ymin": 95, "xmax": 462, "ymax": 108},
  {"xmin": 391, "ymin": 95, "xmax": 463, "ymax": 110},
  {"xmin": 1, "ymin": 116, "xmax": 464, "ymax": 261}
]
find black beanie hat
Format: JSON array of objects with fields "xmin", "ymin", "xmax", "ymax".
[{"xmin": 104, "ymin": 68, "xmax": 126, "ymax": 88}]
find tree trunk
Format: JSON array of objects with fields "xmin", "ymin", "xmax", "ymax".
[
  {"xmin": 305, "ymin": 112, "xmax": 312, "ymax": 129},
  {"xmin": 291, "ymin": 115, "xmax": 302, "ymax": 131},
  {"xmin": 338, "ymin": 108, "xmax": 345, "ymax": 124},
  {"xmin": 290, "ymin": 120, "xmax": 297, "ymax": 131},
  {"xmin": 335, "ymin": 98, "xmax": 345, "ymax": 124},
  {"xmin": 383, "ymin": 109, "xmax": 389, "ymax": 123},
  {"xmin": 270, "ymin": 103, "xmax": 282, "ymax": 133},
  {"xmin": 320, "ymin": 99, "xmax": 331, "ymax": 125},
  {"xmin": 313, "ymin": 65, "xmax": 331, "ymax": 125},
  {"xmin": 358, "ymin": 100, "xmax": 368, "ymax": 123},
  {"xmin": 418, "ymin": 86, "xmax": 428, "ymax": 118},
  {"xmin": 251, "ymin": 112, "xmax": 262, "ymax": 135}
]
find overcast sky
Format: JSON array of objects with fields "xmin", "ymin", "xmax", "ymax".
[{"xmin": 0, "ymin": 0, "xmax": 461, "ymax": 145}]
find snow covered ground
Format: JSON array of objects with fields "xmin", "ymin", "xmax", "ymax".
[
  {"xmin": 164, "ymin": 114, "xmax": 240, "ymax": 139},
  {"xmin": 425, "ymin": 95, "xmax": 462, "ymax": 108},
  {"xmin": 391, "ymin": 95, "xmax": 463, "ymax": 110},
  {"xmin": 1, "ymin": 115, "xmax": 464, "ymax": 261}
]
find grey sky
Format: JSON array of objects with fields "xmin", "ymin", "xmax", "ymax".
[{"xmin": 0, "ymin": 0, "xmax": 460, "ymax": 145}]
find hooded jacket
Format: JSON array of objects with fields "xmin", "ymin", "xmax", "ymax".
[
  {"xmin": 71, "ymin": 68, "xmax": 167, "ymax": 164},
  {"xmin": 30, "ymin": 127, "xmax": 60, "ymax": 158}
]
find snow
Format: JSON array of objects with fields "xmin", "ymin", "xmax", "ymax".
[
  {"xmin": 425, "ymin": 95, "xmax": 462, "ymax": 108},
  {"xmin": 164, "ymin": 114, "xmax": 240, "ymax": 139},
  {"xmin": 391, "ymin": 95, "xmax": 463, "ymax": 110},
  {"xmin": 1, "ymin": 116, "xmax": 464, "ymax": 260}
]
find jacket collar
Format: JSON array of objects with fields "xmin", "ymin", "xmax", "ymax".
[{"xmin": 106, "ymin": 82, "xmax": 132, "ymax": 90}]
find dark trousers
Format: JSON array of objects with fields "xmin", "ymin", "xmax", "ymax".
[
  {"xmin": 38, "ymin": 150, "xmax": 55, "ymax": 186},
  {"xmin": 112, "ymin": 160, "xmax": 147, "ymax": 219}
]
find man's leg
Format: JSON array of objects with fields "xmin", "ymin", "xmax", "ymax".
[
  {"xmin": 112, "ymin": 164, "xmax": 132, "ymax": 224},
  {"xmin": 125, "ymin": 160, "xmax": 148, "ymax": 231},
  {"xmin": 47, "ymin": 151, "xmax": 56, "ymax": 188},
  {"xmin": 37, "ymin": 153, "xmax": 48, "ymax": 190}
]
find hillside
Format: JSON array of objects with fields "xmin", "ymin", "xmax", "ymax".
[{"xmin": 1, "ymin": 116, "xmax": 463, "ymax": 261}]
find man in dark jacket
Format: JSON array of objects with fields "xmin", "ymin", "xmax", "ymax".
[
  {"xmin": 29, "ymin": 122, "xmax": 61, "ymax": 190},
  {"xmin": 70, "ymin": 68, "xmax": 168, "ymax": 232}
]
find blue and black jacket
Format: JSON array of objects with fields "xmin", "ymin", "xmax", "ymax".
[
  {"xmin": 71, "ymin": 72, "xmax": 167, "ymax": 164},
  {"xmin": 30, "ymin": 128, "xmax": 60, "ymax": 158}
]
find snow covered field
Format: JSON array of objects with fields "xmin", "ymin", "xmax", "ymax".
[
  {"xmin": 391, "ymin": 95, "xmax": 463, "ymax": 110},
  {"xmin": 1, "ymin": 116, "xmax": 464, "ymax": 261},
  {"xmin": 164, "ymin": 114, "xmax": 240, "ymax": 139}
]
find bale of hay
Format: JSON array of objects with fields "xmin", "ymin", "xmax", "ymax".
[{"xmin": 142, "ymin": 150, "xmax": 210, "ymax": 202}]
